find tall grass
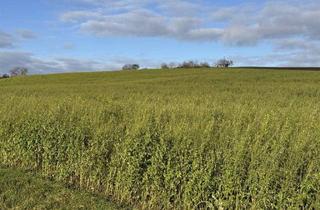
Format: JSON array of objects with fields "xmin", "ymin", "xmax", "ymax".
[{"xmin": 0, "ymin": 69, "xmax": 320, "ymax": 209}]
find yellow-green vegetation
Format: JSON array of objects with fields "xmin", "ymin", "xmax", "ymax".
[
  {"xmin": 0, "ymin": 167, "xmax": 127, "ymax": 209},
  {"xmin": 0, "ymin": 68, "xmax": 320, "ymax": 209}
]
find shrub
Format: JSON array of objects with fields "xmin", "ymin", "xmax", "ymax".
[{"xmin": 122, "ymin": 64, "xmax": 140, "ymax": 70}]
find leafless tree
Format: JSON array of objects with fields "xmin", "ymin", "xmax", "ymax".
[
  {"xmin": 199, "ymin": 62, "xmax": 210, "ymax": 68},
  {"xmin": 168, "ymin": 62, "xmax": 177, "ymax": 69},
  {"xmin": 10, "ymin": 67, "xmax": 29, "ymax": 77},
  {"xmin": 179, "ymin": 60, "xmax": 199, "ymax": 68},
  {"xmin": 216, "ymin": 58, "xmax": 234, "ymax": 68}
]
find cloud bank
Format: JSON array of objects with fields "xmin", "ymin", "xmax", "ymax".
[
  {"xmin": 62, "ymin": 0, "xmax": 320, "ymax": 45},
  {"xmin": 58, "ymin": 0, "xmax": 320, "ymax": 67},
  {"xmin": 1, "ymin": 0, "xmax": 320, "ymax": 74},
  {"xmin": 0, "ymin": 51, "xmax": 113, "ymax": 74},
  {"xmin": 0, "ymin": 31, "xmax": 14, "ymax": 48},
  {"xmin": 0, "ymin": 51, "xmax": 158, "ymax": 74}
]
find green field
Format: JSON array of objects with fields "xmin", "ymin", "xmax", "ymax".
[{"xmin": 1, "ymin": 68, "xmax": 320, "ymax": 209}]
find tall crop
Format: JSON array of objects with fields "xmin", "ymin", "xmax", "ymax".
[{"xmin": 0, "ymin": 69, "xmax": 320, "ymax": 209}]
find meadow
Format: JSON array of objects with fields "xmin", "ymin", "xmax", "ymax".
[{"xmin": 0, "ymin": 68, "xmax": 320, "ymax": 209}]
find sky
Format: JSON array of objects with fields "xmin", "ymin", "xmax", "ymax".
[{"xmin": 1, "ymin": 0, "xmax": 320, "ymax": 74}]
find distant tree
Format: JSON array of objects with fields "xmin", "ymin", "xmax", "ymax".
[
  {"xmin": 20, "ymin": 68, "xmax": 28, "ymax": 76},
  {"xmin": 159, "ymin": 60, "xmax": 212, "ymax": 69},
  {"xmin": 132, "ymin": 64, "xmax": 140, "ymax": 70},
  {"xmin": 9, "ymin": 68, "xmax": 20, "ymax": 77},
  {"xmin": 216, "ymin": 58, "xmax": 234, "ymax": 68},
  {"xmin": 178, "ymin": 61, "xmax": 187, "ymax": 68},
  {"xmin": 161, "ymin": 63, "xmax": 169, "ymax": 69},
  {"xmin": 199, "ymin": 62, "xmax": 210, "ymax": 68},
  {"xmin": 9, "ymin": 67, "xmax": 29, "ymax": 77},
  {"xmin": 0, "ymin": 73, "xmax": 10, "ymax": 79},
  {"xmin": 122, "ymin": 64, "xmax": 140, "ymax": 70},
  {"xmin": 122, "ymin": 64, "xmax": 131, "ymax": 70},
  {"xmin": 179, "ymin": 60, "xmax": 198, "ymax": 68},
  {"xmin": 168, "ymin": 62, "xmax": 177, "ymax": 69}
]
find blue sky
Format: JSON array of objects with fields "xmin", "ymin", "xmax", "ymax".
[{"xmin": 0, "ymin": 0, "xmax": 320, "ymax": 74}]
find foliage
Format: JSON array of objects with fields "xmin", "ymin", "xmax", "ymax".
[
  {"xmin": 0, "ymin": 69, "xmax": 320, "ymax": 209},
  {"xmin": 122, "ymin": 64, "xmax": 140, "ymax": 70},
  {"xmin": 161, "ymin": 61, "xmax": 211, "ymax": 69}
]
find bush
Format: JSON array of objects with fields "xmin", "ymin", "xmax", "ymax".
[
  {"xmin": 122, "ymin": 64, "xmax": 140, "ymax": 70},
  {"xmin": 0, "ymin": 74, "xmax": 10, "ymax": 79},
  {"xmin": 161, "ymin": 61, "xmax": 211, "ymax": 69}
]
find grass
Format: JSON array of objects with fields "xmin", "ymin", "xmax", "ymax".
[
  {"xmin": 0, "ymin": 167, "xmax": 128, "ymax": 209},
  {"xmin": 0, "ymin": 68, "xmax": 320, "ymax": 209}
]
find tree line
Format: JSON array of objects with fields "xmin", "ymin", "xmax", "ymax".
[
  {"xmin": 1, "ymin": 58, "xmax": 234, "ymax": 77},
  {"xmin": 122, "ymin": 58, "xmax": 234, "ymax": 70},
  {"xmin": 0, "ymin": 67, "xmax": 28, "ymax": 79}
]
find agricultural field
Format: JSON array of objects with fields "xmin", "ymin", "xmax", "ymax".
[
  {"xmin": 0, "ymin": 68, "xmax": 320, "ymax": 209},
  {"xmin": 0, "ymin": 167, "xmax": 126, "ymax": 209}
]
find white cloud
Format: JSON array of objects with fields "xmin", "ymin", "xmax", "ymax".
[
  {"xmin": 61, "ymin": 0, "xmax": 220, "ymax": 41},
  {"xmin": 182, "ymin": 28, "xmax": 223, "ymax": 41},
  {"xmin": 0, "ymin": 51, "xmax": 119, "ymax": 74},
  {"xmin": 2, "ymin": 0, "xmax": 320, "ymax": 73},
  {"xmin": 61, "ymin": 0, "xmax": 320, "ymax": 45},
  {"xmin": 233, "ymin": 41, "xmax": 320, "ymax": 67},
  {"xmin": 0, "ymin": 29, "xmax": 36, "ymax": 49},
  {"xmin": 60, "ymin": 11, "xmax": 103, "ymax": 22},
  {"xmin": 0, "ymin": 51, "xmax": 159, "ymax": 74},
  {"xmin": 0, "ymin": 31, "xmax": 14, "ymax": 48},
  {"xmin": 215, "ymin": 1, "xmax": 320, "ymax": 45},
  {"xmin": 0, "ymin": 52, "xmax": 59, "ymax": 73},
  {"xmin": 79, "ymin": 10, "xmax": 170, "ymax": 37}
]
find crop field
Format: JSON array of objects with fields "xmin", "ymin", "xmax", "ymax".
[
  {"xmin": 0, "ymin": 167, "xmax": 125, "ymax": 209},
  {"xmin": 0, "ymin": 68, "xmax": 320, "ymax": 209}
]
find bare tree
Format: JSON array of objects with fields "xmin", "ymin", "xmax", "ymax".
[
  {"xmin": 216, "ymin": 58, "xmax": 234, "ymax": 68},
  {"xmin": 9, "ymin": 68, "xmax": 20, "ymax": 77},
  {"xmin": 199, "ymin": 62, "xmax": 210, "ymax": 68},
  {"xmin": 161, "ymin": 63, "xmax": 169, "ymax": 69},
  {"xmin": 168, "ymin": 62, "xmax": 177, "ymax": 69},
  {"xmin": 160, "ymin": 61, "xmax": 211, "ymax": 70},
  {"xmin": 10, "ymin": 67, "xmax": 29, "ymax": 77},
  {"xmin": 179, "ymin": 60, "xmax": 199, "ymax": 68},
  {"xmin": 122, "ymin": 64, "xmax": 130, "ymax": 70},
  {"xmin": 20, "ymin": 68, "xmax": 28, "ymax": 75}
]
